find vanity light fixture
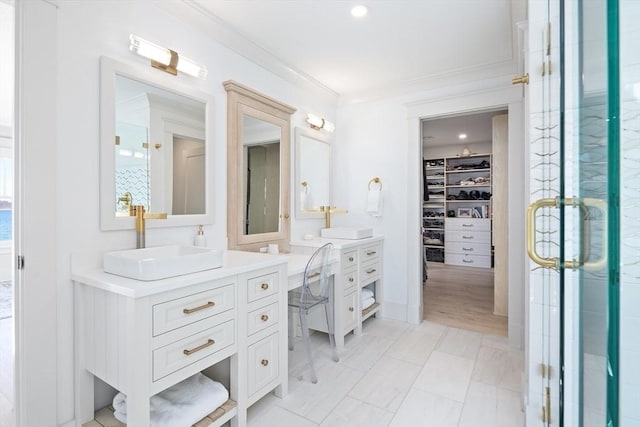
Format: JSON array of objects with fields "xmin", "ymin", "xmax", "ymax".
[
  {"xmin": 306, "ymin": 113, "xmax": 335, "ymax": 133},
  {"xmin": 129, "ymin": 34, "xmax": 208, "ymax": 80}
]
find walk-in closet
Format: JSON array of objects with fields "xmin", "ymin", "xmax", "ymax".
[{"xmin": 421, "ymin": 110, "xmax": 508, "ymax": 336}]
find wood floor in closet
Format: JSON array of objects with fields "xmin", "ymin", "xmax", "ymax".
[{"xmin": 423, "ymin": 262, "xmax": 507, "ymax": 336}]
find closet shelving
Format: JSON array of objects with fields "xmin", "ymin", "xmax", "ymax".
[{"xmin": 424, "ymin": 153, "xmax": 492, "ymax": 267}]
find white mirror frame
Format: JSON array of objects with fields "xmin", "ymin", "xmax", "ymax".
[
  {"xmin": 99, "ymin": 56, "xmax": 215, "ymax": 230},
  {"xmin": 294, "ymin": 127, "xmax": 332, "ymax": 219}
]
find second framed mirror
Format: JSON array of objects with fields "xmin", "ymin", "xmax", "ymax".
[{"xmin": 224, "ymin": 81, "xmax": 296, "ymax": 251}]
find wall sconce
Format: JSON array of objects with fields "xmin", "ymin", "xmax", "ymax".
[
  {"xmin": 306, "ymin": 113, "xmax": 335, "ymax": 133},
  {"xmin": 129, "ymin": 34, "xmax": 208, "ymax": 80}
]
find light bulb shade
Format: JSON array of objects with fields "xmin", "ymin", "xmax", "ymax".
[
  {"xmin": 306, "ymin": 113, "xmax": 335, "ymax": 133},
  {"xmin": 129, "ymin": 34, "xmax": 208, "ymax": 79}
]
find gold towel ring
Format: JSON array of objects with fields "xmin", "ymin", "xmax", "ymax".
[
  {"xmin": 301, "ymin": 181, "xmax": 308, "ymax": 194},
  {"xmin": 368, "ymin": 177, "xmax": 382, "ymax": 191}
]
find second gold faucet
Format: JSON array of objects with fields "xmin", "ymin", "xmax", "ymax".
[{"xmin": 129, "ymin": 205, "xmax": 167, "ymax": 249}]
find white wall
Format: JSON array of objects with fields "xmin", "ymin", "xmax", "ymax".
[{"xmin": 19, "ymin": 2, "xmax": 339, "ymax": 425}]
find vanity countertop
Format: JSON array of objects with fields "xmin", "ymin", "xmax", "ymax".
[
  {"xmin": 290, "ymin": 234, "xmax": 383, "ymax": 250},
  {"xmin": 71, "ymin": 250, "xmax": 287, "ymax": 298}
]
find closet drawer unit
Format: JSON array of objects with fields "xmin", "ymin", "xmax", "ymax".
[
  {"xmin": 359, "ymin": 243, "xmax": 381, "ymax": 263},
  {"xmin": 445, "ymin": 253, "xmax": 491, "ymax": 269},
  {"xmin": 445, "ymin": 218, "xmax": 491, "ymax": 231},
  {"xmin": 341, "ymin": 250, "xmax": 358, "ymax": 271},
  {"xmin": 343, "ymin": 270, "xmax": 357, "ymax": 294},
  {"xmin": 247, "ymin": 271, "xmax": 280, "ymax": 303},
  {"xmin": 446, "ymin": 241, "xmax": 491, "ymax": 256},
  {"xmin": 152, "ymin": 319, "xmax": 235, "ymax": 381},
  {"xmin": 247, "ymin": 302, "xmax": 279, "ymax": 337},
  {"xmin": 152, "ymin": 283, "xmax": 235, "ymax": 336},
  {"xmin": 342, "ymin": 291, "xmax": 358, "ymax": 333},
  {"xmin": 360, "ymin": 260, "xmax": 381, "ymax": 285},
  {"xmin": 446, "ymin": 230, "xmax": 491, "ymax": 244},
  {"xmin": 247, "ymin": 332, "xmax": 279, "ymax": 397}
]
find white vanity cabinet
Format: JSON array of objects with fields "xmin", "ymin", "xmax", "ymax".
[
  {"xmin": 290, "ymin": 236, "xmax": 384, "ymax": 350},
  {"xmin": 73, "ymin": 251, "xmax": 288, "ymax": 427},
  {"xmin": 444, "ymin": 218, "xmax": 492, "ymax": 268}
]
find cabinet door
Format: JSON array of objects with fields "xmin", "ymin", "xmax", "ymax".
[
  {"xmin": 342, "ymin": 291, "xmax": 357, "ymax": 333},
  {"xmin": 247, "ymin": 332, "xmax": 279, "ymax": 397}
]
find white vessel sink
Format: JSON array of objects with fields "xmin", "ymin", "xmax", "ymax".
[
  {"xmin": 320, "ymin": 226, "xmax": 373, "ymax": 240},
  {"xmin": 103, "ymin": 245, "xmax": 223, "ymax": 281}
]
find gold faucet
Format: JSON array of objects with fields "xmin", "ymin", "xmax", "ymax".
[
  {"xmin": 118, "ymin": 191, "xmax": 133, "ymax": 211},
  {"xmin": 319, "ymin": 205, "xmax": 348, "ymax": 229},
  {"xmin": 129, "ymin": 205, "xmax": 167, "ymax": 249}
]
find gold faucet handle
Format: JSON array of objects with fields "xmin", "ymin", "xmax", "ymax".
[{"xmin": 144, "ymin": 212, "xmax": 167, "ymax": 220}]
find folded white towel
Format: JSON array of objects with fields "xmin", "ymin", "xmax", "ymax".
[
  {"xmin": 362, "ymin": 297, "xmax": 375, "ymax": 310},
  {"xmin": 361, "ymin": 288, "xmax": 374, "ymax": 301},
  {"xmin": 366, "ymin": 188, "xmax": 383, "ymax": 217},
  {"xmin": 113, "ymin": 372, "xmax": 228, "ymax": 427}
]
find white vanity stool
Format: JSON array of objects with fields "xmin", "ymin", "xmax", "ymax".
[{"xmin": 290, "ymin": 235, "xmax": 384, "ymax": 350}]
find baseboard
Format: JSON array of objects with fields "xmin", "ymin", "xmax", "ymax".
[{"xmin": 59, "ymin": 419, "xmax": 75, "ymax": 427}]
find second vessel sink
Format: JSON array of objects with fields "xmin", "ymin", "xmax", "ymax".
[
  {"xmin": 103, "ymin": 245, "xmax": 224, "ymax": 281},
  {"xmin": 320, "ymin": 226, "xmax": 373, "ymax": 240}
]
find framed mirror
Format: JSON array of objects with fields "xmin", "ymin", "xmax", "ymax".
[
  {"xmin": 224, "ymin": 81, "xmax": 296, "ymax": 251},
  {"xmin": 100, "ymin": 57, "xmax": 215, "ymax": 230},
  {"xmin": 295, "ymin": 127, "xmax": 332, "ymax": 218}
]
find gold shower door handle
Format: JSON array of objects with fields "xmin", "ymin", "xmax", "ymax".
[
  {"xmin": 526, "ymin": 197, "xmax": 560, "ymax": 269},
  {"xmin": 527, "ymin": 197, "xmax": 608, "ymax": 270}
]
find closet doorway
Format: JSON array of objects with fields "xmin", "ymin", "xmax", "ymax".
[{"xmin": 422, "ymin": 109, "xmax": 508, "ymax": 336}]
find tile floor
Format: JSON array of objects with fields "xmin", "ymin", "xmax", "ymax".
[{"xmin": 248, "ymin": 317, "xmax": 524, "ymax": 427}]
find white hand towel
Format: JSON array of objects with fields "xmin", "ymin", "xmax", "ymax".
[
  {"xmin": 366, "ymin": 188, "xmax": 383, "ymax": 217},
  {"xmin": 361, "ymin": 288, "xmax": 374, "ymax": 301},
  {"xmin": 362, "ymin": 297, "xmax": 376, "ymax": 310},
  {"xmin": 113, "ymin": 372, "xmax": 228, "ymax": 427}
]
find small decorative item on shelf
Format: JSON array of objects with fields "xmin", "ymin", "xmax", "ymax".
[{"xmin": 457, "ymin": 207, "xmax": 472, "ymax": 218}]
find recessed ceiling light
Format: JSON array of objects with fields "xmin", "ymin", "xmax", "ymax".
[
  {"xmin": 351, "ymin": 5, "xmax": 368, "ymax": 18},
  {"xmin": 458, "ymin": 133, "xmax": 467, "ymax": 140}
]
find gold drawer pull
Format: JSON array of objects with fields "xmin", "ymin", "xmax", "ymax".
[
  {"xmin": 183, "ymin": 339, "xmax": 215, "ymax": 356},
  {"xmin": 348, "ymin": 307, "xmax": 354, "ymax": 312},
  {"xmin": 260, "ymin": 314, "xmax": 269, "ymax": 322},
  {"xmin": 183, "ymin": 301, "xmax": 215, "ymax": 314},
  {"xmin": 462, "ymin": 235, "xmax": 474, "ymax": 239},
  {"xmin": 348, "ymin": 277, "xmax": 355, "ymax": 283},
  {"xmin": 366, "ymin": 250, "xmax": 377, "ymax": 256},
  {"xmin": 463, "ymin": 259, "xmax": 474, "ymax": 264},
  {"xmin": 462, "ymin": 223, "xmax": 473, "ymax": 227},
  {"xmin": 261, "ymin": 283, "xmax": 269, "ymax": 290},
  {"xmin": 366, "ymin": 268, "xmax": 377, "ymax": 274},
  {"xmin": 462, "ymin": 247, "xmax": 474, "ymax": 251},
  {"xmin": 348, "ymin": 256, "xmax": 354, "ymax": 262},
  {"xmin": 261, "ymin": 359, "xmax": 269, "ymax": 366}
]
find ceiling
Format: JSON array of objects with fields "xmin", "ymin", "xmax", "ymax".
[
  {"xmin": 185, "ymin": 0, "xmax": 526, "ymax": 101},
  {"xmin": 421, "ymin": 110, "xmax": 507, "ymax": 149}
]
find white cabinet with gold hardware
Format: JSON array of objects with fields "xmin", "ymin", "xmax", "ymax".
[
  {"xmin": 290, "ymin": 235, "xmax": 384, "ymax": 350},
  {"xmin": 73, "ymin": 251, "xmax": 288, "ymax": 427},
  {"xmin": 444, "ymin": 218, "xmax": 492, "ymax": 268}
]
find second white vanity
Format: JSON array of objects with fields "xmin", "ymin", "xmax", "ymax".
[
  {"xmin": 290, "ymin": 235, "xmax": 384, "ymax": 350},
  {"xmin": 73, "ymin": 251, "xmax": 289, "ymax": 427}
]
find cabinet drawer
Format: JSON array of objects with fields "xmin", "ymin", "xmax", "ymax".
[
  {"xmin": 445, "ymin": 253, "xmax": 491, "ymax": 268},
  {"xmin": 446, "ymin": 230, "xmax": 491, "ymax": 244},
  {"xmin": 247, "ymin": 271, "xmax": 280, "ymax": 303},
  {"xmin": 445, "ymin": 241, "xmax": 491, "ymax": 256},
  {"xmin": 360, "ymin": 260, "xmax": 381, "ymax": 285},
  {"xmin": 248, "ymin": 333, "xmax": 279, "ymax": 396},
  {"xmin": 359, "ymin": 243, "xmax": 381, "ymax": 263},
  {"xmin": 445, "ymin": 218, "xmax": 491, "ymax": 231},
  {"xmin": 153, "ymin": 284, "xmax": 235, "ymax": 336},
  {"xmin": 153, "ymin": 320, "xmax": 235, "ymax": 381},
  {"xmin": 343, "ymin": 270, "xmax": 357, "ymax": 294},
  {"xmin": 247, "ymin": 302, "xmax": 279, "ymax": 337},
  {"xmin": 341, "ymin": 250, "xmax": 358, "ymax": 270},
  {"xmin": 342, "ymin": 291, "xmax": 357, "ymax": 333}
]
